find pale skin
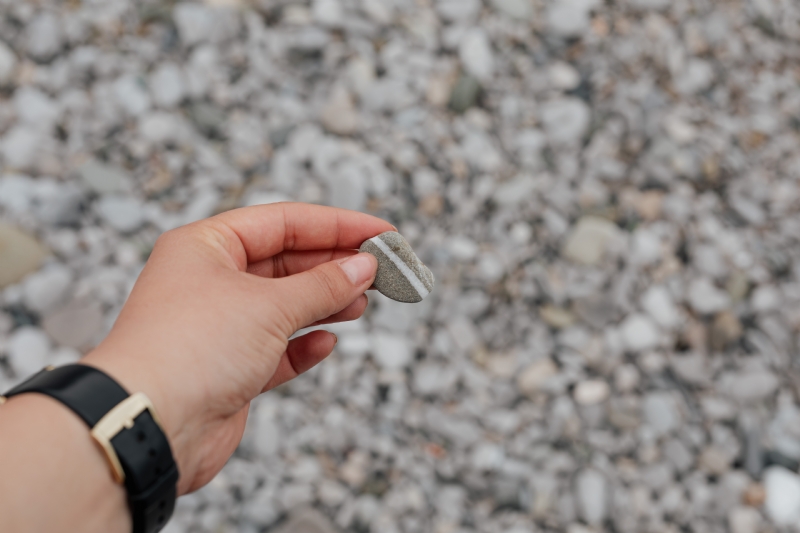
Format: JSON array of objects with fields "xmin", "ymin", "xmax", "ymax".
[{"xmin": 0, "ymin": 203, "xmax": 393, "ymax": 532}]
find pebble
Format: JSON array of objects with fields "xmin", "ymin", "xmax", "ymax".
[
  {"xmin": 575, "ymin": 468, "xmax": 607, "ymax": 525},
  {"xmin": 619, "ymin": 314, "xmax": 660, "ymax": 352},
  {"xmin": 25, "ymin": 12, "xmax": 62, "ymax": 61},
  {"xmin": 0, "ymin": 223, "xmax": 47, "ymax": 289},
  {"xmin": 96, "ymin": 195, "xmax": 145, "ymax": 233},
  {"xmin": 7, "ymin": 326, "xmax": 51, "ymax": 378},
  {"xmin": 562, "ymin": 216, "xmax": 619, "ymax": 265},
  {"xmin": 22, "ymin": 264, "xmax": 73, "ymax": 315},
  {"xmin": 449, "ymin": 75, "xmax": 481, "ymax": 113},
  {"xmin": 728, "ymin": 507, "xmax": 761, "ymax": 533},
  {"xmin": 0, "ymin": 40, "xmax": 16, "ymax": 85},
  {"xmin": 574, "ymin": 379, "xmax": 610, "ymax": 405},
  {"xmin": 490, "ymin": 0, "xmax": 534, "ymax": 20},
  {"xmin": 717, "ymin": 369, "xmax": 779, "ymax": 403},
  {"xmin": 78, "ymin": 160, "xmax": 132, "ymax": 195},
  {"xmin": 459, "ymin": 28, "xmax": 494, "ymax": 82},
  {"xmin": 540, "ymin": 97, "xmax": 591, "ymax": 145},
  {"xmin": 640, "ymin": 285, "xmax": 681, "ymax": 330},
  {"xmin": 42, "ymin": 299, "xmax": 104, "ymax": 350},
  {"xmin": 517, "ymin": 358, "xmax": 558, "ymax": 397},
  {"xmin": 149, "ymin": 63, "xmax": 186, "ymax": 108},
  {"xmin": 320, "ymin": 85, "xmax": 359, "ymax": 136},
  {"xmin": 360, "ymin": 232, "xmax": 434, "ymax": 304},
  {"xmin": 371, "ymin": 332, "xmax": 413, "ymax": 369},
  {"xmin": 687, "ymin": 278, "xmax": 730, "ymax": 315},
  {"xmin": 642, "ymin": 392, "xmax": 681, "ymax": 437},
  {"xmin": 764, "ymin": 466, "xmax": 800, "ymax": 526}
]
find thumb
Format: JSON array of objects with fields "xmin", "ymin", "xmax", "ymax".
[{"xmin": 272, "ymin": 252, "xmax": 377, "ymax": 333}]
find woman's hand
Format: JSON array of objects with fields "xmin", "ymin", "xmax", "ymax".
[{"xmin": 83, "ymin": 203, "xmax": 393, "ymax": 495}]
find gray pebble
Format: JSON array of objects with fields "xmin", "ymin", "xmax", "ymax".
[{"xmin": 359, "ymin": 232, "xmax": 434, "ymax": 303}]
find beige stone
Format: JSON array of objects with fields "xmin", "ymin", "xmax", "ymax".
[{"xmin": 0, "ymin": 223, "xmax": 47, "ymax": 288}]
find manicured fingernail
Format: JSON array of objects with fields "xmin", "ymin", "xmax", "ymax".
[{"xmin": 338, "ymin": 253, "xmax": 375, "ymax": 285}]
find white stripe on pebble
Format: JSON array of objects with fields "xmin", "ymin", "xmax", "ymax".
[{"xmin": 369, "ymin": 236, "xmax": 429, "ymax": 300}]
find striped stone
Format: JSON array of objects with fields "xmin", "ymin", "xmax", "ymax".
[{"xmin": 360, "ymin": 232, "xmax": 435, "ymax": 303}]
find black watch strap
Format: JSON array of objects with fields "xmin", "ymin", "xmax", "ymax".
[{"xmin": 1, "ymin": 364, "xmax": 179, "ymax": 533}]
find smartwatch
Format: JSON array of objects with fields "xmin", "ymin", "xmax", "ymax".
[{"xmin": 1, "ymin": 364, "xmax": 179, "ymax": 533}]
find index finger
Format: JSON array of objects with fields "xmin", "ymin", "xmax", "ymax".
[{"xmin": 212, "ymin": 202, "xmax": 396, "ymax": 264}]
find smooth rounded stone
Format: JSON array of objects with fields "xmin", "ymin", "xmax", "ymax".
[
  {"xmin": 562, "ymin": 216, "xmax": 619, "ymax": 265},
  {"xmin": 549, "ymin": 62, "xmax": 581, "ymax": 90},
  {"xmin": 641, "ymin": 285, "xmax": 682, "ymax": 330},
  {"xmin": 25, "ymin": 12, "xmax": 63, "ymax": 61},
  {"xmin": 22, "ymin": 264, "xmax": 73, "ymax": 314},
  {"xmin": 619, "ymin": 313, "xmax": 660, "ymax": 352},
  {"xmin": 113, "ymin": 75, "xmax": 151, "ymax": 116},
  {"xmin": 320, "ymin": 85, "xmax": 359, "ymax": 136},
  {"xmin": 7, "ymin": 326, "xmax": 51, "ymax": 378},
  {"xmin": 78, "ymin": 160, "xmax": 133, "ymax": 195},
  {"xmin": 614, "ymin": 364, "xmax": 640, "ymax": 392},
  {"xmin": 573, "ymin": 379, "xmax": 610, "ymax": 405},
  {"xmin": 359, "ymin": 232, "xmax": 434, "ymax": 304},
  {"xmin": 575, "ymin": 468, "xmax": 607, "ymax": 526},
  {"xmin": 764, "ymin": 466, "xmax": 800, "ymax": 526},
  {"xmin": 0, "ymin": 223, "xmax": 48, "ymax": 289},
  {"xmin": 546, "ymin": 0, "xmax": 598, "ymax": 37},
  {"xmin": 449, "ymin": 75, "xmax": 481, "ymax": 113},
  {"xmin": 371, "ymin": 332, "xmax": 413, "ymax": 369},
  {"xmin": 687, "ymin": 278, "xmax": 730, "ymax": 315},
  {"xmin": 459, "ymin": 28, "xmax": 494, "ymax": 82},
  {"xmin": 490, "ymin": 0, "xmax": 534, "ymax": 20},
  {"xmin": 541, "ymin": 97, "xmax": 591, "ymax": 144},
  {"xmin": 728, "ymin": 506, "xmax": 761, "ymax": 533},
  {"xmin": 149, "ymin": 62, "xmax": 186, "ymax": 108},
  {"xmin": 42, "ymin": 299, "xmax": 104, "ymax": 350},
  {"xmin": 642, "ymin": 392, "xmax": 682, "ymax": 437},
  {"xmin": 96, "ymin": 194, "xmax": 145, "ymax": 233},
  {"xmin": 517, "ymin": 358, "xmax": 558, "ymax": 397},
  {"xmin": 717, "ymin": 369, "xmax": 779, "ymax": 403},
  {"xmin": 0, "ymin": 40, "xmax": 17, "ymax": 85}
]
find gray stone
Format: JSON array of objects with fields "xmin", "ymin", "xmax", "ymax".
[
  {"xmin": 643, "ymin": 392, "xmax": 681, "ymax": 437},
  {"xmin": 541, "ymin": 97, "xmax": 591, "ymax": 144},
  {"xmin": 25, "ymin": 12, "xmax": 63, "ymax": 61},
  {"xmin": 96, "ymin": 195, "xmax": 145, "ymax": 233},
  {"xmin": 7, "ymin": 326, "xmax": 51, "ymax": 378},
  {"xmin": 0, "ymin": 40, "xmax": 17, "ymax": 85},
  {"xmin": 562, "ymin": 216, "xmax": 619, "ymax": 265},
  {"xmin": 360, "ymin": 232, "xmax": 434, "ymax": 304},
  {"xmin": 687, "ymin": 278, "xmax": 730, "ymax": 315},
  {"xmin": 43, "ymin": 299, "xmax": 105, "ymax": 349},
  {"xmin": 490, "ymin": 0, "xmax": 534, "ymax": 20},
  {"xmin": 459, "ymin": 28, "xmax": 494, "ymax": 82},
  {"xmin": 0, "ymin": 223, "xmax": 47, "ymax": 289},
  {"xmin": 575, "ymin": 468, "xmax": 607, "ymax": 525},
  {"xmin": 149, "ymin": 62, "xmax": 186, "ymax": 108},
  {"xmin": 449, "ymin": 75, "xmax": 481, "ymax": 113},
  {"xmin": 22, "ymin": 264, "xmax": 73, "ymax": 315},
  {"xmin": 371, "ymin": 332, "xmax": 413, "ymax": 369},
  {"xmin": 764, "ymin": 466, "xmax": 800, "ymax": 526},
  {"xmin": 78, "ymin": 160, "xmax": 133, "ymax": 195},
  {"xmin": 619, "ymin": 314, "xmax": 660, "ymax": 352},
  {"xmin": 320, "ymin": 85, "xmax": 359, "ymax": 136},
  {"xmin": 717, "ymin": 369, "xmax": 779, "ymax": 403}
]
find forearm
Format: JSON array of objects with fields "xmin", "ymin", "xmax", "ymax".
[{"xmin": 0, "ymin": 394, "xmax": 130, "ymax": 533}]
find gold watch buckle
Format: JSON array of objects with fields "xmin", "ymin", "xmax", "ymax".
[{"xmin": 90, "ymin": 392, "xmax": 163, "ymax": 484}]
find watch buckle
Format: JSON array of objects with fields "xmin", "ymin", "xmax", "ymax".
[{"xmin": 90, "ymin": 392, "xmax": 163, "ymax": 484}]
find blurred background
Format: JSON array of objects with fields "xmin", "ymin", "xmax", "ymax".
[{"xmin": 1, "ymin": 0, "xmax": 800, "ymax": 532}]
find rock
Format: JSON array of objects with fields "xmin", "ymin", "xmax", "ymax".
[
  {"xmin": 360, "ymin": 232, "xmax": 434, "ymax": 304},
  {"xmin": 459, "ymin": 28, "xmax": 494, "ymax": 82},
  {"xmin": 312, "ymin": 0, "xmax": 344, "ymax": 27},
  {"xmin": 687, "ymin": 278, "xmax": 730, "ymax": 315},
  {"xmin": 490, "ymin": 0, "xmax": 534, "ymax": 20},
  {"xmin": 449, "ymin": 75, "xmax": 481, "ymax": 113},
  {"xmin": 717, "ymin": 369, "xmax": 779, "ymax": 403},
  {"xmin": 0, "ymin": 223, "xmax": 47, "ymax": 289},
  {"xmin": 546, "ymin": 0, "xmax": 598, "ymax": 37},
  {"xmin": 114, "ymin": 75, "xmax": 151, "ymax": 116},
  {"xmin": 539, "ymin": 305, "xmax": 575, "ymax": 329},
  {"xmin": 642, "ymin": 392, "xmax": 681, "ymax": 437},
  {"xmin": 321, "ymin": 85, "xmax": 359, "ymax": 135},
  {"xmin": 14, "ymin": 87, "xmax": 60, "ymax": 129},
  {"xmin": 271, "ymin": 507, "xmax": 337, "ymax": 533},
  {"xmin": 34, "ymin": 182, "xmax": 84, "ymax": 226},
  {"xmin": 751, "ymin": 284, "xmax": 781, "ymax": 313},
  {"xmin": 22, "ymin": 264, "xmax": 73, "ymax": 315},
  {"xmin": 42, "ymin": 299, "xmax": 105, "ymax": 350},
  {"xmin": 764, "ymin": 466, "xmax": 800, "ymax": 526},
  {"xmin": 541, "ymin": 97, "xmax": 591, "ymax": 144},
  {"xmin": 25, "ymin": 12, "xmax": 63, "ymax": 61},
  {"xmin": 710, "ymin": 311, "xmax": 743, "ymax": 350},
  {"xmin": 575, "ymin": 468, "xmax": 607, "ymax": 525},
  {"xmin": 96, "ymin": 195, "xmax": 145, "ymax": 233},
  {"xmin": 0, "ymin": 40, "xmax": 17, "ymax": 85},
  {"xmin": 673, "ymin": 59, "xmax": 715, "ymax": 95},
  {"xmin": 517, "ymin": 358, "xmax": 558, "ymax": 396},
  {"xmin": 371, "ymin": 332, "xmax": 413, "ymax": 369},
  {"xmin": 173, "ymin": 3, "xmax": 215, "ymax": 46},
  {"xmin": 614, "ymin": 364, "xmax": 640, "ymax": 392},
  {"xmin": 78, "ymin": 160, "xmax": 133, "ymax": 195},
  {"xmin": 562, "ymin": 216, "xmax": 619, "ymax": 265},
  {"xmin": 620, "ymin": 314, "xmax": 660, "ymax": 352},
  {"xmin": 573, "ymin": 379, "xmax": 610, "ymax": 405},
  {"xmin": 641, "ymin": 286, "xmax": 681, "ymax": 330},
  {"xmin": 1, "ymin": 126, "xmax": 44, "ymax": 170},
  {"xmin": 742, "ymin": 483, "xmax": 766, "ymax": 507},
  {"xmin": 549, "ymin": 62, "xmax": 581, "ymax": 91},
  {"xmin": 149, "ymin": 62, "xmax": 186, "ymax": 108},
  {"xmin": 7, "ymin": 327, "xmax": 51, "ymax": 378},
  {"xmin": 699, "ymin": 446, "xmax": 733, "ymax": 476},
  {"xmin": 728, "ymin": 506, "xmax": 761, "ymax": 533}
]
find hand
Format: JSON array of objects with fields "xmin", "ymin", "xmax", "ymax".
[{"xmin": 83, "ymin": 203, "xmax": 393, "ymax": 495}]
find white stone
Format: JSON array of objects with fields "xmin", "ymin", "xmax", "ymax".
[
  {"xmin": 546, "ymin": 0, "xmax": 598, "ymax": 37},
  {"xmin": 718, "ymin": 369, "xmax": 779, "ymax": 403},
  {"xmin": 620, "ymin": 314, "xmax": 660, "ymax": 352},
  {"xmin": 751, "ymin": 284, "xmax": 782, "ymax": 313},
  {"xmin": 0, "ymin": 174, "xmax": 34, "ymax": 213},
  {"xmin": 764, "ymin": 466, "xmax": 800, "ymax": 526},
  {"xmin": 459, "ymin": 28, "xmax": 494, "ymax": 82},
  {"xmin": 643, "ymin": 392, "xmax": 681, "ymax": 437},
  {"xmin": 549, "ymin": 61, "xmax": 581, "ymax": 90},
  {"xmin": 471, "ymin": 443, "xmax": 504, "ymax": 471},
  {"xmin": 574, "ymin": 379, "xmax": 610, "ymax": 405},
  {"xmin": 575, "ymin": 468, "xmax": 607, "ymax": 525},
  {"xmin": 149, "ymin": 63, "xmax": 186, "ymax": 108},
  {"xmin": 728, "ymin": 506, "xmax": 761, "ymax": 533},
  {"xmin": 674, "ymin": 59, "xmax": 715, "ymax": 95},
  {"xmin": 13, "ymin": 87, "xmax": 60, "ymax": 129},
  {"xmin": 614, "ymin": 364, "xmax": 640, "ymax": 392},
  {"xmin": 7, "ymin": 327, "xmax": 51, "ymax": 378},
  {"xmin": 687, "ymin": 278, "xmax": 730, "ymax": 314},
  {"xmin": 0, "ymin": 41, "xmax": 17, "ymax": 85},
  {"xmin": 541, "ymin": 97, "xmax": 591, "ymax": 144},
  {"xmin": 114, "ymin": 75, "xmax": 151, "ymax": 116},
  {"xmin": 493, "ymin": 175, "xmax": 537, "ymax": 207},
  {"xmin": 22, "ymin": 264, "xmax": 73, "ymax": 314},
  {"xmin": 490, "ymin": 0, "xmax": 534, "ymax": 20},
  {"xmin": 1, "ymin": 126, "xmax": 43, "ymax": 170},
  {"xmin": 371, "ymin": 332, "xmax": 413, "ymax": 369},
  {"xmin": 173, "ymin": 3, "xmax": 215, "ymax": 46},
  {"xmin": 320, "ymin": 85, "xmax": 359, "ymax": 135},
  {"xmin": 96, "ymin": 195, "xmax": 145, "ymax": 233},
  {"xmin": 448, "ymin": 236, "xmax": 480, "ymax": 262},
  {"xmin": 562, "ymin": 216, "xmax": 619, "ymax": 265},
  {"xmin": 25, "ymin": 12, "xmax": 63, "ymax": 61},
  {"xmin": 312, "ymin": 0, "xmax": 344, "ymax": 27},
  {"xmin": 630, "ymin": 227, "xmax": 662, "ymax": 265},
  {"xmin": 517, "ymin": 359, "xmax": 558, "ymax": 396},
  {"xmin": 641, "ymin": 285, "xmax": 681, "ymax": 330},
  {"xmin": 436, "ymin": 0, "xmax": 481, "ymax": 23}
]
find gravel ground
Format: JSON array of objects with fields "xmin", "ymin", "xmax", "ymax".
[{"xmin": 2, "ymin": 0, "xmax": 800, "ymax": 532}]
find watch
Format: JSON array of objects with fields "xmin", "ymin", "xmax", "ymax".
[{"xmin": 0, "ymin": 364, "xmax": 179, "ymax": 533}]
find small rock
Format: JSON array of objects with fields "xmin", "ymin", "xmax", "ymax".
[
  {"xmin": 687, "ymin": 278, "xmax": 730, "ymax": 315},
  {"xmin": 641, "ymin": 285, "xmax": 682, "ymax": 330},
  {"xmin": 620, "ymin": 314, "xmax": 660, "ymax": 352},
  {"xmin": 173, "ymin": 3, "xmax": 215, "ymax": 46},
  {"xmin": 517, "ymin": 358, "xmax": 558, "ymax": 396},
  {"xmin": 113, "ymin": 75, "xmax": 151, "ymax": 116},
  {"xmin": 575, "ymin": 468, "xmax": 607, "ymax": 525},
  {"xmin": 751, "ymin": 284, "xmax": 781, "ymax": 313},
  {"xmin": 614, "ymin": 364, "xmax": 640, "ymax": 392},
  {"xmin": 699, "ymin": 446, "xmax": 733, "ymax": 476},
  {"xmin": 22, "ymin": 264, "xmax": 73, "ymax": 315},
  {"xmin": 764, "ymin": 466, "xmax": 800, "ymax": 526},
  {"xmin": 271, "ymin": 507, "xmax": 337, "ymax": 533},
  {"xmin": 25, "ymin": 12, "xmax": 63, "ymax": 61},
  {"xmin": 449, "ymin": 75, "xmax": 481, "ymax": 113},
  {"xmin": 490, "ymin": 0, "xmax": 534, "ymax": 20},
  {"xmin": 7, "ymin": 326, "xmax": 51, "ymax": 378},
  {"xmin": 742, "ymin": 483, "xmax": 766, "ymax": 507},
  {"xmin": 371, "ymin": 332, "xmax": 413, "ymax": 369},
  {"xmin": 0, "ymin": 40, "xmax": 17, "ymax": 85},
  {"xmin": 728, "ymin": 506, "xmax": 761, "ymax": 533},
  {"xmin": 312, "ymin": 0, "xmax": 344, "ymax": 27},
  {"xmin": 149, "ymin": 62, "xmax": 186, "ymax": 108},
  {"xmin": 78, "ymin": 160, "xmax": 132, "ymax": 195},
  {"xmin": 710, "ymin": 311, "xmax": 743, "ymax": 350},
  {"xmin": 549, "ymin": 62, "xmax": 581, "ymax": 90},
  {"xmin": 573, "ymin": 379, "xmax": 610, "ymax": 405},
  {"xmin": 0, "ymin": 223, "xmax": 47, "ymax": 289},
  {"xmin": 562, "ymin": 216, "xmax": 619, "ymax": 265},
  {"xmin": 642, "ymin": 392, "xmax": 681, "ymax": 437},
  {"xmin": 42, "ymin": 299, "xmax": 104, "ymax": 350},
  {"xmin": 360, "ymin": 232, "xmax": 434, "ymax": 304},
  {"xmin": 541, "ymin": 97, "xmax": 591, "ymax": 144},
  {"xmin": 539, "ymin": 305, "xmax": 575, "ymax": 329},
  {"xmin": 546, "ymin": 0, "xmax": 598, "ymax": 37},
  {"xmin": 459, "ymin": 28, "xmax": 494, "ymax": 82},
  {"xmin": 321, "ymin": 85, "xmax": 359, "ymax": 136},
  {"xmin": 718, "ymin": 369, "xmax": 779, "ymax": 403},
  {"xmin": 96, "ymin": 195, "xmax": 145, "ymax": 233}
]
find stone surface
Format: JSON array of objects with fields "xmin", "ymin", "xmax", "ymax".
[
  {"xmin": 517, "ymin": 359, "xmax": 558, "ymax": 397},
  {"xmin": 562, "ymin": 216, "xmax": 619, "ymax": 265},
  {"xmin": 0, "ymin": 224, "xmax": 47, "ymax": 289},
  {"xmin": 764, "ymin": 466, "xmax": 800, "ymax": 526},
  {"xmin": 360, "ymin": 232, "xmax": 434, "ymax": 304}
]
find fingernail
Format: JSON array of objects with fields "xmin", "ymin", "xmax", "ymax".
[
  {"xmin": 331, "ymin": 333, "xmax": 338, "ymax": 345},
  {"xmin": 338, "ymin": 253, "xmax": 375, "ymax": 285}
]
